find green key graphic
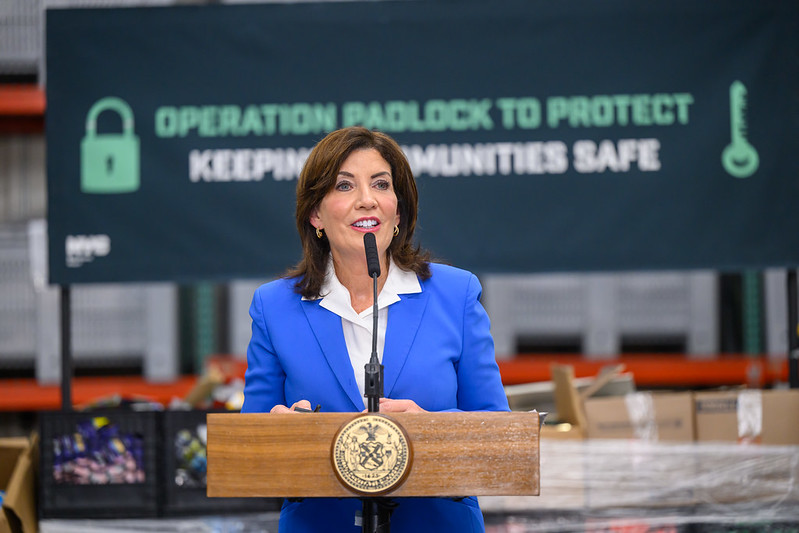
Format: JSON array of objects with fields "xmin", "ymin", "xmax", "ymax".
[
  {"xmin": 721, "ymin": 81, "xmax": 759, "ymax": 179},
  {"xmin": 80, "ymin": 97, "xmax": 140, "ymax": 193}
]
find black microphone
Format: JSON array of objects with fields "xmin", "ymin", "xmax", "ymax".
[
  {"xmin": 363, "ymin": 233, "xmax": 383, "ymax": 412},
  {"xmin": 364, "ymin": 232, "xmax": 381, "ymax": 278}
]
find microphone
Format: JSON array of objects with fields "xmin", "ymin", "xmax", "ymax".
[
  {"xmin": 364, "ymin": 232, "xmax": 381, "ymax": 278},
  {"xmin": 363, "ymin": 233, "xmax": 383, "ymax": 412}
]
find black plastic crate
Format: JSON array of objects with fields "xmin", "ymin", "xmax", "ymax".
[
  {"xmin": 161, "ymin": 409, "xmax": 280, "ymax": 517},
  {"xmin": 39, "ymin": 409, "xmax": 160, "ymax": 518}
]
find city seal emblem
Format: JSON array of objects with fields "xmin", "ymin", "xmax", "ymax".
[{"xmin": 331, "ymin": 414, "xmax": 412, "ymax": 495}]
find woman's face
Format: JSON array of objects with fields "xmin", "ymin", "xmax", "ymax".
[{"xmin": 310, "ymin": 148, "xmax": 400, "ymax": 269}]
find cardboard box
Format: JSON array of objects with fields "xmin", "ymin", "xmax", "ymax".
[
  {"xmin": 0, "ymin": 435, "xmax": 37, "ymax": 533},
  {"xmin": 584, "ymin": 391, "xmax": 695, "ymax": 442},
  {"xmin": 694, "ymin": 389, "xmax": 799, "ymax": 445},
  {"xmin": 531, "ymin": 363, "xmax": 633, "ymax": 441},
  {"xmin": 505, "ymin": 369, "xmax": 635, "ymax": 415},
  {"xmin": 693, "ymin": 389, "xmax": 799, "ymax": 505}
]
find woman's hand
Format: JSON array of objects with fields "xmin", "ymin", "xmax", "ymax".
[
  {"xmin": 377, "ymin": 397, "xmax": 427, "ymax": 413},
  {"xmin": 270, "ymin": 400, "xmax": 312, "ymax": 413}
]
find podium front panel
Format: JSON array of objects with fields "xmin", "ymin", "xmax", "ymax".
[{"xmin": 207, "ymin": 412, "xmax": 540, "ymax": 498}]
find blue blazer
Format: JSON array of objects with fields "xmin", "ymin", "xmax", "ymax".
[{"xmin": 241, "ymin": 263, "xmax": 509, "ymax": 533}]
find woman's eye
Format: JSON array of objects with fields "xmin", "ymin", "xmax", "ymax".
[
  {"xmin": 374, "ymin": 180, "xmax": 391, "ymax": 190},
  {"xmin": 335, "ymin": 181, "xmax": 353, "ymax": 191}
]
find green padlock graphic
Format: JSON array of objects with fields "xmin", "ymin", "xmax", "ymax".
[{"xmin": 81, "ymin": 97, "xmax": 140, "ymax": 193}]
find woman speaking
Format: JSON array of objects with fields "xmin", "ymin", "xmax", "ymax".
[{"xmin": 241, "ymin": 126, "xmax": 509, "ymax": 532}]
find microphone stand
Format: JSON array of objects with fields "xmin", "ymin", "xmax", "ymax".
[
  {"xmin": 362, "ymin": 234, "xmax": 393, "ymax": 533},
  {"xmin": 364, "ymin": 266, "xmax": 383, "ymax": 413}
]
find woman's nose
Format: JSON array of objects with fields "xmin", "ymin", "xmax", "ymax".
[{"xmin": 356, "ymin": 187, "xmax": 377, "ymax": 208}]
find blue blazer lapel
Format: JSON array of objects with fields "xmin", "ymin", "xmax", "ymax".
[
  {"xmin": 300, "ymin": 300, "xmax": 364, "ymax": 411},
  {"xmin": 383, "ymin": 289, "xmax": 430, "ymax": 397}
]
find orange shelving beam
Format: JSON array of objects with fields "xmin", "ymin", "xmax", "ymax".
[
  {"xmin": 0, "ymin": 83, "xmax": 46, "ymax": 133},
  {"xmin": 0, "ymin": 375, "xmax": 198, "ymax": 411},
  {"xmin": 0, "ymin": 354, "xmax": 790, "ymax": 412},
  {"xmin": 497, "ymin": 354, "xmax": 789, "ymax": 388},
  {"xmin": 0, "ymin": 84, "xmax": 45, "ymax": 115}
]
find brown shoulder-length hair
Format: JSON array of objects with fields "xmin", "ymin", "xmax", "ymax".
[{"xmin": 286, "ymin": 126, "xmax": 431, "ymax": 298}]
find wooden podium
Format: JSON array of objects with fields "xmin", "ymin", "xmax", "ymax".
[{"xmin": 207, "ymin": 411, "xmax": 540, "ymax": 499}]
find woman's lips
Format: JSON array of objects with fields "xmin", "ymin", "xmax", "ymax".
[{"xmin": 351, "ymin": 218, "xmax": 380, "ymax": 232}]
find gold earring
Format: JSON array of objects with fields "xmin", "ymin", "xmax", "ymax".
[
  {"xmin": 393, "ymin": 226, "xmax": 400, "ymax": 237},
  {"xmin": 316, "ymin": 228, "xmax": 323, "ymax": 239}
]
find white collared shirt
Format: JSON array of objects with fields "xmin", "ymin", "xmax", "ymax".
[{"xmin": 304, "ymin": 257, "xmax": 421, "ymax": 404}]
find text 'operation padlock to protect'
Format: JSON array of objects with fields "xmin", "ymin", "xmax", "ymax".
[{"xmin": 81, "ymin": 97, "xmax": 140, "ymax": 194}]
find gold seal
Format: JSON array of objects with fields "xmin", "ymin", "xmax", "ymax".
[{"xmin": 331, "ymin": 414, "xmax": 412, "ymax": 495}]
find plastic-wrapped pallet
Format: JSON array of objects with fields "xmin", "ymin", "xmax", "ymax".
[{"xmin": 480, "ymin": 439, "xmax": 799, "ymax": 531}]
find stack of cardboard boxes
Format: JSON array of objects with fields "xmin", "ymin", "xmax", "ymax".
[
  {"xmin": 511, "ymin": 364, "xmax": 799, "ymax": 445},
  {"xmin": 583, "ymin": 385, "xmax": 799, "ymax": 445}
]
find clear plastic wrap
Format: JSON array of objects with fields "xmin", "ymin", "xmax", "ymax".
[
  {"xmin": 41, "ymin": 439, "xmax": 799, "ymax": 532},
  {"xmin": 481, "ymin": 439, "xmax": 799, "ymax": 531},
  {"xmin": 40, "ymin": 513, "xmax": 281, "ymax": 533}
]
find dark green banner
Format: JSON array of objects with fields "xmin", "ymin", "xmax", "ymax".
[{"xmin": 46, "ymin": 0, "xmax": 799, "ymax": 284}]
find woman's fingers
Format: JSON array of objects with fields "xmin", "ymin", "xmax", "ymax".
[
  {"xmin": 270, "ymin": 399, "xmax": 313, "ymax": 413},
  {"xmin": 378, "ymin": 398, "xmax": 426, "ymax": 413},
  {"xmin": 291, "ymin": 400, "xmax": 312, "ymax": 411}
]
